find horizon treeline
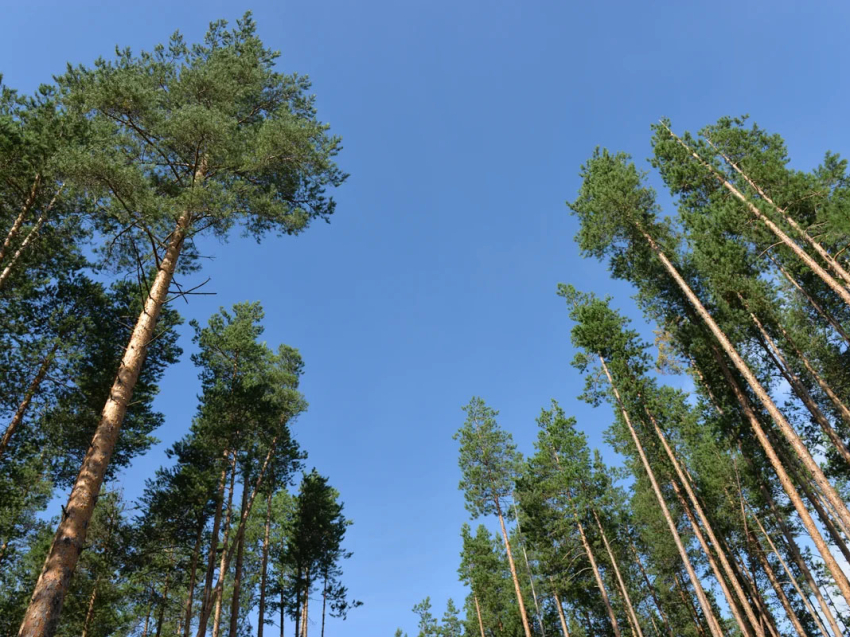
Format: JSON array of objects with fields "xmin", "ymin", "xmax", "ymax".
[
  {"xmin": 400, "ymin": 118, "xmax": 850, "ymax": 637},
  {"xmin": 0, "ymin": 14, "xmax": 359, "ymax": 637}
]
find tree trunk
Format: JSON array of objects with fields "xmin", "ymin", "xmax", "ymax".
[
  {"xmin": 197, "ymin": 436, "xmax": 282, "ymax": 637},
  {"xmin": 590, "ymin": 509, "xmax": 644, "ymax": 637},
  {"xmin": 768, "ymin": 253, "xmax": 850, "ymax": 346},
  {"xmin": 599, "ymin": 356, "xmax": 724, "ymax": 637},
  {"xmin": 17, "ymin": 208, "xmax": 193, "ymax": 637},
  {"xmin": 213, "ymin": 457, "xmax": 238, "ymax": 637},
  {"xmin": 198, "ymin": 456, "xmax": 229, "ymax": 637},
  {"xmin": 705, "ymin": 134, "xmax": 850, "ymax": 287},
  {"xmin": 183, "ymin": 522, "xmax": 205, "ymax": 637},
  {"xmin": 627, "ymin": 538, "xmax": 675, "ymax": 637},
  {"xmin": 743, "ymin": 301, "xmax": 850, "ymax": 466},
  {"xmin": 749, "ymin": 503, "xmax": 833, "ymax": 637},
  {"xmin": 0, "ymin": 184, "xmax": 63, "ymax": 291},
  {"xmin": 229, "ymin": 484, "xmax": 250, "ymax": 637},
  {"xmin": 695, "ymin": 329, "xmax": 850, "ymax": 604},
  {"xmin": 301, "ymin": 577, "xmax": 309, "ymax": 637},
  {"xmin": 760, "ymin": 483, "xmax": 842, "ymax": 637},
  {"xmin": 473, "ymin": 594, "xmax": 487, "ymax": 637},
  {"xmin": 512, "ymin": 500, "xmax": 546, "ymax": 637},
  {"xmin": 142, "ymin": 593, "xmax": 154, "ymax": 637},
  {"xmin": 641, "ymin": 228, "xmax": 850, "ymax": 545},
  {"xmin": 320, "ymin": 579, "xmax": 327, "ymax": 637},
  {"xmin": 0, "ymin": 175, "xmax": 40, "ymax": 264},
  {"xmin": 258, "ymin": 491, "xmax": 273, "ymax": 637},
  {"xmin": 494, "ymin": 501, "xmax": 533, "ymax": 637},
  {"xmin": 644, "ymin": 405, "xmax": 760, "ymax": 636},
  {"xmin": 80, "ymin": 581, "xmax": 98, "ymax": 637},
  {"xmin": 674, "ymin": 572, "xmax": 707, "ymax": 637},
  {"xmin": 155, "ymin": 573, "xmax": 172, "ymax": 637},
  {"xmin": 749, "ymin": 531, "xmax": 808, "ymax": 637},
  {"xmin": 294, "ymin": 581, "xmax": 301, "ymax": 637},
  {"xmin": 0, "ymin": 342, "xmax": 59, "ymax": 458},
  {"xmin": 665, "ymin": 125, "xmax": 850, "ymax": 301},
  {"xmin": 573, "ymin": 510, "xmax": 621, "ymax": 637},
  {"xmin": 280, "ymin": 587, "xmax": 285, "ymax": 637},
  {"xmin": 550, "ymin": 585, "xmax": 570, "ymax": 637}
]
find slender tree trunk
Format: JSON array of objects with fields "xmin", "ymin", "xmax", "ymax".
[
  {"xmin": 644, "ymin": 405, "xmax": 760, "ymax": 636},
  {"xmin": 674, "ymin": 571, "xmax": 707, "ymax": 637},
  {"xmin": 697, "ymin": 335, "xmax": 850, "ymax": 604},
  {"xmin": 573, "ymin": 509, "xmax": 621, "ymax": 637},
  {"xmin": 749, "ymin": 531, "xmax": 807, "ymax": 637},
  {"xmin": 258, "ymin": 491, "xmax": 273, "ymax": 637},
  {"xmin": 301, "ymin": 576, "xmax": 309, "ymax": 637},
  {"xmin": 599, "ymin": 356, "xmax": 724, "ymax": 637},
  {"xmin": 142, "ymin": 593, "xmax": 154, "ymax": 637},
  {"xmin": 494, "ymin": 501, "xmax": 533, "ymax": 637},
  {"xmin": 183, "ymin": 522, "xmax": 205, "ymax": 637},
  {"xmin": 294, "ymin": 581, "xmax": 301, "ymax": 637},
  {"xmin": 229, "ymin": 484, "xmax": 250, "ymax": 637},
  {"xmin": 760, "ymin": 483, "xmax": 842, "ymax": 637},
  {"xmin": 80, "ymin": 581, "xmax": 98, "ymax": 637},
  {"xmin": 18, "ymin": 207, "xmax": 194, "ymax": 637},
  {"xmin": 473, "ymin": 594, "xmax": 487, "ymax": 637},
  {"xmin": 590, "ymin": 509, "xmax": 644, "ymax": 637},
  {"xmin": 512, "ymin": 500, "xmax": 546, "ymax": 637},
  {"xmin": 0, "ymin": 175, "xmax": 40, "ymax": 264},
  {"xmin": 748, "ymin": 503, "xmax": 833, "ymax": 637},
  {"xmin": 155, "ymin": 573, "xmax": 172, "ymax": 637},
  {"xmin": 320, "ymin": 579, "xmax": 327, "ymax": 637},
  {"xmin": 0, "ymin": 342, "xmax": 59, "ymax": 458},
  {"xmin": 640, "ymin": 228, "xmax": 850, "ymax": 546},
  {"xmin": 551, "ymin": 586, "xmax": 571, "ymax": 637},
  {"xmin": 197, "ymin": 435, "xmax": 283, "ymax": 637},
  {"xmin": 704, "ymin": 134, "xmax": 850, "ymax": 287},
  {"xmin": 280, "ymin": 589, "xmax": 285, "ymax": 637},
  {"xmin": 665, "ymin": 125, "xmax": 850, "ymax": 300},
  {"xmin": 627, "ymin": 538, "xmax": 675, "ymax": 637},
  {"xmin": 673, "ymin": 483, "xmax": 753, "ymax": 637},
  {"xmin": 213, "ymin": 458, "xmax": 238, "ymax": 637},
  {"xmin": 0, "ymin": 184, "xmax": 63, "ymax": 291},
  {"xmin": 768, "ymin": 253, "xmax": 850, "ymax": 346},
  {"xmin": 198, "ymin": 456, "xmax": 229, "ymax": 637},
  {"xmin": 743, "ymin": 300, "xmax": 850, "ymax": 465}
]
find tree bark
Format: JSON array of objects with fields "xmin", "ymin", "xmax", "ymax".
[
  {"xmin": 0, "ymin": 175, "xmax": 40, "ymax": 264},
  {"xmin": 18, "ymin": 207, "xmax": 194, "ymax": 637},
  {"xmin": 320, "ymin": 579, "xmax": 327, "ymax": 637},
  {"xmin": 229, "ymin": 483, "xmax": 250, "ymax": 637},
  {"xmin": 665, "ymin": 125, "xmax": 850, "ymax": 302},
  {"xmin": 258, "ymin": 491, "xmax": 273, "ymax": 637},
  {"xmin": 155, "ymin": 573, "xmax": 172, "ymax": 637},
  {"xmin": 551, "ymin": 586, "xmax": 571, "ymax": 637},
  {"xmin": 743, "ymin": 300, "xmax": 850, "ymax": 466},
  {"xmin": 644, "ymin": 405, "xmax": 760, "ymax": 636},
  {"xmin": 198, "ymin": 456, "xmax": 229, "ymax": 637},
  {"xmin": 183, "ymin": 522, "xmax": 205, "ymax": 637},
  {"xmin": 495, "ymin": 501, "xmax": 533, "ymax": 637},
  {"xmin": 301, "ymin": 579, "xmax": 309, "ymax": 637},
  {"xmin": 640, "ymin": 227, "xmax": 850, "ymax": 543},
  {"xmin": 590, "ymin": 509, "xmax": 644, "ymax": 637},
  {"xmin": 0, "ymin": 341, "xmax": 59, "ymax": 458},
  {"xmin": 80, "ymin": 581, "xmax": 98, "ymax": 637},
  {"xmin": 599, "ymin": 356, "xmax": 724, "ymax": 637},
  {"xmin": 626, "ymin": 538, "xmax": 675, "ymax": 637},
  {"xmin": 473, "ymin": 594, "xmax": 487, "ymax": 637},
  {"xmin": 512, "ymin": 500, "xmax": 546, "ymax": 637},
  {"xmin": 768, "ymin": 253, "xmax": 850, "ymax": 346},
  {"xmin": 705, "ymin": 134, "xmax": 850, "ymax": 287},
  {"xmin": 749, "ymin": 531, "xmax": 807, "ymax": 637},
  {"xmin": 213, "ymin": 457, "xmax": 238, "ymax": 637},
  {"xmin": 692, "ymin": 320, "xmax": 850, "ymax": 605},
  {"xmin": 573, "ymin": 510, "xmax": 621, "ymax": 637},
  {"xmin": 760, "ymin": 482, "xmax": 842, "ymax": 637}
]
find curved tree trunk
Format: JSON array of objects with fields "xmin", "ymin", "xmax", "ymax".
[
  {"xmin": 599, "ymin": 356, "xmax": 724, "ymax": 637},
  {"xmin": 18, "ymin": 208, "xmax": 194, "ymax": 637}
]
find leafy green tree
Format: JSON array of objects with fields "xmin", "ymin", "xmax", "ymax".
[{"xmin": 20, "ymin": 15, "xmax": 346, "ymax": 634}]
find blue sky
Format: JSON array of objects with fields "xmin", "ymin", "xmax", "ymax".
[{"xmin": 3, "ymin": 0, "xmax": 850, "ymax": 635}]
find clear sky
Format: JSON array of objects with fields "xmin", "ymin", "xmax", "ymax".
[{"xmin": 3, "ymin": 1, "xmax": 850, "ymax": 635}]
